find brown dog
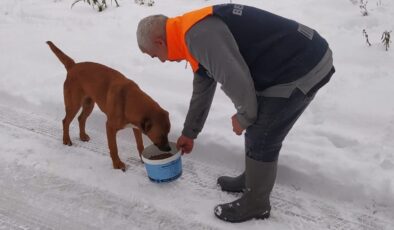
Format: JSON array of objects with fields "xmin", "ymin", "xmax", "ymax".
[{"xmin": 46, "ymin": 41, "xmax": 171, "ymax": 171}]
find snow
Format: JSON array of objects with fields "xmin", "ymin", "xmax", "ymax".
[{"xmin": 0, "ymin": 0, "xmax": 393, "ymax": 229}]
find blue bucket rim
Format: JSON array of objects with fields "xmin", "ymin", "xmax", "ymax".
[
  {"xmin": 142, "ymin": 152, "xmax": 180, "ymax": 165},
  {"xmin": 142, "ymin": 142, "xmax": 179, "ymax": 165}
]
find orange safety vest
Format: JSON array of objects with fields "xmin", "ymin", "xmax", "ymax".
[{"xmin": 166, "ymin": 6, "xmax": 213, "ymax": 72}]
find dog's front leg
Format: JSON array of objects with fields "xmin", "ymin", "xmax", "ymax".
[
  {"xmin": 132, "ymin": 128, "xmax": 144, "ymax": 162},
  {"xmin": 106, "ymin": 122, "xmax": 126, "ymax": 171}
]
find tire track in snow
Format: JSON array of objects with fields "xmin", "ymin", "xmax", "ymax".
[
  {"xmin": 0, "ymin": 105, "xmax": 391, "ymax": 230},
  {"xmin": 0, "ymin": 144, "xmax": 218, "ymax": 230}
]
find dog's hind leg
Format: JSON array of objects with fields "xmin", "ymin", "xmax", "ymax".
[
  {"xmin": 63, "ymin": 81, "xmax": 82, "ymax": 146},
  {"xmin": 132, "ymin": 128, "xmax": 144, "ymax": 161},
  {"xmin": 78, "ymin": 97, "xmax": 94, "ymax": 142}
]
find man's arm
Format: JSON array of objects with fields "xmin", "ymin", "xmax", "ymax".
[
  {"xmin": 185, "ymin": 16, "xmax": 258, "ymax": 129},
  {"xmin": 181, "ymin": 73, "xmax": 217, "ymax": 139}
]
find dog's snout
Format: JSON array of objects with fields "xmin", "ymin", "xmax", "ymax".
[{"xmin": 158, "ymin": 144, "xmax": 171, "ymax": 152}]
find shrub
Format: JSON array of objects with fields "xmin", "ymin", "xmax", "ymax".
[
  {"xmin": 71, "ymin": 0, "xmax": 119, "ymax": 12},
  {"xmin": 381, "ymin": 31, "xmax": 392, "ymax": 51},
  {"xmin": 135, "ymin": 0, "xmax": 155, "ymax": 7}
]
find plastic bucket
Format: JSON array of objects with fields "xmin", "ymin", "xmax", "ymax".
[{"xmin": 142, "ymin": 142, "xmax": 182, "ymax": 183}]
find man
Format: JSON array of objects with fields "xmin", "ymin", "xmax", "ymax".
[{"xmin": 136, "ymin": 4, "xmax": 335, "ymax": 223}]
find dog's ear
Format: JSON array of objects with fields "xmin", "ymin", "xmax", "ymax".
[{"xmin": 141, "ymin": 118, "xmax": 152, "ymax": 133}]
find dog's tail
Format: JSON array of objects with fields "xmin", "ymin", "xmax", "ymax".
[{"xmin": 46, "ymin": 41, "xmax": 75, "ymax": 71}]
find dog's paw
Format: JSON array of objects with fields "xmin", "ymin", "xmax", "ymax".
[
  {"xmin": 63, "ymin": 138, "xmax": 72, "ymax": 146},
  {"xmin": 113, "ymin": 161, "xmax": 127, "ymax": 172},
  {"xmin": 80, "ymin": 133, "xmax": 90, "ymax": 142}
]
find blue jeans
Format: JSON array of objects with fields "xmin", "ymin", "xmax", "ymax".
[{"xmin": 245, "ymin": 88, "xmax": 316, "ymax": 162}]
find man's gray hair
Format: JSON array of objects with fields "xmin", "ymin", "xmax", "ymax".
[{"xmin": 136, "ymin": 14, "xmax": 168, "ymax": 50}]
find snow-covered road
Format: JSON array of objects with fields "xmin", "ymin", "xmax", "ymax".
[{"xmin": 0, "ymin": 98, "xmax": 391, "ymax": 229}]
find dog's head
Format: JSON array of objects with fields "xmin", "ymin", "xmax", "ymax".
[{"xmin": 140, "ymin": 108, "xmax": 171, "ymax": 152}]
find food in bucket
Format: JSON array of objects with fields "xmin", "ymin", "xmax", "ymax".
[{"xmin": 148, "ymin": 152, "xmax": 173, "ymax": 160}]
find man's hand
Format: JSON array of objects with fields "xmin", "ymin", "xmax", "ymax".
[
  {"xmin": 176, "ymin": 135, "xmax": 194, "ymax": 155},
  {"xmin": 231, "ymin": 114, "xmax": 245, "ymax": 136}
]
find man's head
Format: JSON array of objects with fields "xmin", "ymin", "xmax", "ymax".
[{"xmin": 137, "ymin": 15, "xmax": 168, "ymax": 62}]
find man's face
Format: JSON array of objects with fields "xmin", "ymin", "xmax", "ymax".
[{"xmin": 141, "ymin": 38, "xmax": 168, "ymax": 63}]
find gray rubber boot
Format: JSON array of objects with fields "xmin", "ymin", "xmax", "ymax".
[
  {"xmin": 217, "ymin": 172, "xmax": 245, "ymax": 193},
  {"xmin": 214, "ymin": 156, "xmax": 277, "ymax": 223}
]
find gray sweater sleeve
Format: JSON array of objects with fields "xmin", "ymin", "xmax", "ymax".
[
  {"xmin": 181, "ymin": 73, "xmax": 217, "ymax": 139},
  {"xmin": 184, "ymin": 16, "xmax": 258, "ymax": 129}
]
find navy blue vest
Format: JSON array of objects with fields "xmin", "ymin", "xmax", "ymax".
[{"xmin": 198, "ymin": 4, "xmax": 329, "ymax": 91}]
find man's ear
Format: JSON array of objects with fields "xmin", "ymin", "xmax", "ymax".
[
  {"xmin": 140, "ymin": 118, "xmax": 152, "ymax": 133},
  {"xmin": 154, "ymin": 37, "xmax": 166, "ymax": 47}
]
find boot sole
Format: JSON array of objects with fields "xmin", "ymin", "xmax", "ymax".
[
  {"xmin": 217, "ymin": 181, "xmax": 245, "ymax": 193},
  {"xmin": 219, "ymin": 187, "xmax": 244, "ymax": 193},
  {"xmin": 214, "ymin": 211, "xmax": 270, "ymax": 223}
]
